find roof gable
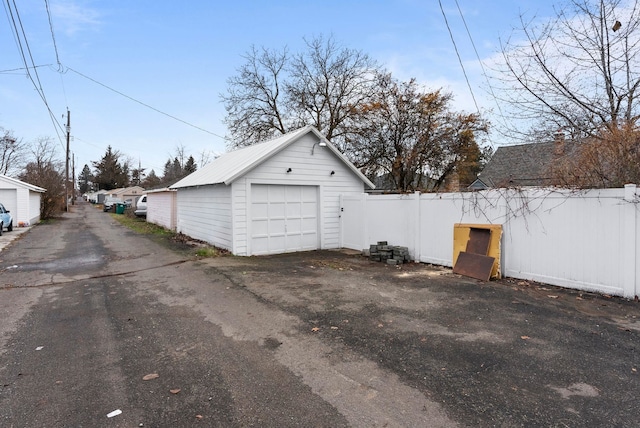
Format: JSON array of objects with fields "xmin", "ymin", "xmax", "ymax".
[
  {"xmin": 0, "ymin": 174, "xmax": 46, "ymax": 192},
  {"xmin": 171, "ymin": 126, "xmax": 374, "ymax": 189}
]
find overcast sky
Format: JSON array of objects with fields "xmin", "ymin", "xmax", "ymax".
[{"xmin": 0, "ymin": 0, "xmax": 558, "ymax": 178}]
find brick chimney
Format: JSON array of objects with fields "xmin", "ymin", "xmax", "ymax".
[{"xmin": 554, "ymin": 129, "xmax": 565, "ymax": 155}]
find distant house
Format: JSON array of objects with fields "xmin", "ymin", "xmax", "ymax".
[
  {"xmin": 112, "ymin": 186, "xmax": 145, "ymax": 205},
  {"xmin": 171, "ymin": 125, "xmax": 375, "ymax": 256},
  {"xmin": 471, "ymin": 138, "xmax": 580, "ymax": 189},
  {"xmin": 0, "ymin": 174, "xmax": 46, "ymax": 226}
]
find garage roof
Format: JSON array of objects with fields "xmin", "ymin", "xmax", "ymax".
[
  {"xmin": 0, "ymin": 174, "xmax": 46, "ymax": 192},
  {"xmin": 170, "ymin": 126, "xmax": 375, "ymax": 189}
]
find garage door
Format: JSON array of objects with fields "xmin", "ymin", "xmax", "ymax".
[
  {"xmin": 0, "ymin": 189, "xmax": 17, "ymax": 215},
  {"xmin": 250, "ymin": 185, "xmax": 319, "ymax": 255}
]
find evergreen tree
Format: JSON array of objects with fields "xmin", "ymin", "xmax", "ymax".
[
  {"xmin": 142, "ymin": 169, "xmax": 162, "ymax": 189},
  {"xmin": 184, "ymin": 156, "xmax": 197, "ymax": 174},
  {"xmin": 92, "ymin": 146, "xmax": 128, "ymax": 190},
  {"xmin": 78, "ymin": 164, "xmax": 93, "ymax": 193}
]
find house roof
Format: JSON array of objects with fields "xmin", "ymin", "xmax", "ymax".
[
  {"xmin": 171, "ymin": 125, "xmax": 375, "ymax": 189},
  {"xmin": 112, "ymin": 186, "xmax": 145, "ymax": 196},
  {"xmin": 0, "ymin": 174, "xmax": 46, "ymax": 192},
  {"xmin": 476, "ymin": 139, "xmax": 580, "ymax": 188}
]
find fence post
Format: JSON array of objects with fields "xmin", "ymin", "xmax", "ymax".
[
  {"xmin": 361, "ymin": 193, "xmax": 368, "ymax": 252},
  {"xmin": 623, "ymin": 184, "xmax": 638, "ymax": 298},
  {"xmin": 413, "ymin": 191, "xmax": 421, "ymax": 262}
]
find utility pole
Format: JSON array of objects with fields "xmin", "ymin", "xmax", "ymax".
[
  {"xmin": 72, "ymin": 153, "xmax": 76, "ymax": 205},
  {"xmin": 65, "ymin": 109, "xmax": 70, "ymax": 212}
]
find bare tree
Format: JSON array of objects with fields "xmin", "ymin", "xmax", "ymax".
[
  {"xmin": 347, "ymin": 74, "xmax": 489, "ymax": 192},
  {"xmin": 287, "ymin": 35, "xmax": 380, "ymax": 144},
  {"xmin": 19, "ymin": 137, "xmax": 65, "ymax": 219},
  {"xmin": 222, "ymin": 45, "xmax": 290, "ymax": 146},
  {"xmin": 221, "ymin": 35, "xmax": 380, "ymax": 148},
  {"xmin": 549, "ymin": 123, "xmax": 640, "ymax": 187},
  {"xmin": 198, "ymin": 149, "xmax": 214, "ymax": 167},
  {"xmin": 494, "ymin": 0, "xmax": 640, "ymax": 141},
  {"xmin": 0, "ymin": 128, "xmax": 27, "ymax": 176}
]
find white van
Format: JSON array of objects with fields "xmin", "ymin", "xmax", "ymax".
[{"xmin": 134, "ymin": 194, "xmax": 147, "ymax": 217}]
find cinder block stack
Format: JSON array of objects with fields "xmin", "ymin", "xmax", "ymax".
[{"xmin": 368, "ymin": 241, "xmax": 411, "ymax": 265}]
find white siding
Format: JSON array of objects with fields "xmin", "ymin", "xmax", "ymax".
[
  {"xmin": 233, "ymin": 133, "xmax": 365, "ymax": 255},
  {"xmin": 28, "ymin": 192, "xmax": 41, "ymax": 224},
  {"xmin": 177, "ymin": 184, "xmax": 233, "ymax": 251},
  {"xmin": 340, "ymin": 187, "xmax": 640, "ymax": 299},
  {"xmin": 147, "ymin": 191, "xmax": 177, "ymax": 230},
  {"xmin": 0, "ymin": 188, "xmax": 37, "ymax": 226},
  {"xmin": 0, "ymin": 189, "xmax": 17, "ymax": 218}
]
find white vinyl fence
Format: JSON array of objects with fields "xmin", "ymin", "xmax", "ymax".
[{"xmin": 340, "ymin": 184, "xmax": 640, "ymax": 299}]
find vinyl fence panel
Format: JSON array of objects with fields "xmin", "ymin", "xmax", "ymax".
[{"xmin": 340, "ymin": 185, "xmax": 640, "ymax": 298}]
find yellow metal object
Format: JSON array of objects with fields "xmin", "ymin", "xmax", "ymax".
[{"xmin": 453, "ymin": 224, "xmax": 502, "ymax": 279}]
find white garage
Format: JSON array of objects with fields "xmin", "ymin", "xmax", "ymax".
[
  {"xmin": 171, "ymin": 126, "xmax": 374, "ymax": 256},
  {"xmin": 0, "ymin": 174, "xmax": 45, "ymax": 227}
]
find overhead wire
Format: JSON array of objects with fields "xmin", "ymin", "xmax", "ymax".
[
  {"xmin": 66, "ymin": 67, "xmax": 228, "ymax": 142},
  {"xmin": 454, "ymin": 0, "xmax": 505, "ymax": 148},
  {"xmin": 44, "ymin": 0, "xmax": 61, "ymax": 69},
  {"xmin": 3, "ymin": 0, "xmax": 30, "ymax": 74},
  {"xmin": 5, "ymin": 1, "xmax": 225, "ymax": 169},
  {"xmin": 438, "ymin": 0, "xmax": 480, "ymax": 115},
  {"xmin": 0, "ymin": 64, "xmax": 53, "ymax": 74},
  {"xmin": 4, "ymin": 0, "xmax": 66, "ymax": 150},
  {"xmin": 44, "ymin": 0, "xmax": 69, "ymax": 107}
]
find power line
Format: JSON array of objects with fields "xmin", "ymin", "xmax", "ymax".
[
  {"xmin": 4, "ymin": 0, "xmax": 66, "ymax": 150},
  {"xmin": 3, "ymin": 0, "xmax": 30, "ymax": 73},
  {"xmin": 454, "ymin": 0, "xmax": 504, "ymax": 148},
  {"xmin": 66, "ymin": 67, "xmax": 228, "ymax": 141},
  {"xmin": 44, "ymin": 0, "xmax": 61, "ymax": 69},
  {"xmin": 44, "ymin": 0, "xmax": 69, "ymax": 107},
  {"xmin": 0, "ymin": 64, "xmax": 53, "ymax": 73},
  {"xmin": 438, "ymin": 0, "xmax": 480, "ymax": 114}
]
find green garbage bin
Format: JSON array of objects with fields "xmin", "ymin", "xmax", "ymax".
[{"xmin": 115, "ymin": 203, "xmax": 125, "ymax": 214}]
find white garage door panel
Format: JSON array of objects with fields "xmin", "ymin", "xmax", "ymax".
[
  {"xmin": 250, "ymin": 184, "xmax": 319, "ymax": 255},
  {"xmin": 0, "ymin": 189, "xmax": 17, "ymax": 215}
]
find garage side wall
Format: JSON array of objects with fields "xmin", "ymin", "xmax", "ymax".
[
  {"xmin": 231, "ymin": 133, "xmax": 366, "ymax": 256},
  {"xmin": 176, "ymin": 184, "xmax": 232, "ymax": 251},
  {"xmin": 148, "ymin": 191, "xmax": 177, "ymax": 230},
  {"xmin": 28, "ymin": 191, "xmax": 41, "ymax": 224}
]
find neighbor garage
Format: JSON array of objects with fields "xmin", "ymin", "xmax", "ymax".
[
  {"xmin": 0, "ymin": 174, "xmax": 45, "ymax": 226},
  {"xmin": 170, "ymin": 126, "xmax": 374, "ymax": 256}
]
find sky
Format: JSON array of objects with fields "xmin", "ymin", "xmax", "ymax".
[{"xmin": 0, "ymin": 0, "xmax": 559, "ymax": 179}]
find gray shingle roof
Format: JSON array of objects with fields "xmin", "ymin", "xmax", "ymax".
[{"xmin": 477, "ymin": 140, "xmax": 580, "ymax": 188}]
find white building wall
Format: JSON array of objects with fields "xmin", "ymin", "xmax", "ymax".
[
  {"xmin": 147, "ymin": 190, "xmax": 177, "ymax": 231},
  {"xmin": 28, "ymin": 191, "xmax": 41, "ymax": 224},
  {"xmin": 0, "ymin": 187, "xmax": 39, "ymax": 226},
  {"xmin": 233, "ymin": 133, "xmax": 366, "ymax": 256},
  {"xmin": 176, "ymin": 184, "xmax": 233, "ymax": 251}
]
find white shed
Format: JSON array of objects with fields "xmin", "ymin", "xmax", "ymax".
[
  {"xmin": 171, "ymin": 126, "xmax": 375, "ymax": 256},
  {"xmin": 147, "ymin": 188, "xmax": 177, "ymax": 231},
  {"xmin": 0, "ymin": 174, "xmax": 46, "ymax": 226}
]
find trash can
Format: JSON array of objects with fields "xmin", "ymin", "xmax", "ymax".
[{"xmin": 115, "ymin": 203, "xmax": 125, "ymax": 214}]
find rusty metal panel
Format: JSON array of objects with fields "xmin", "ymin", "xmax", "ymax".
[
  {"xmin": 453, "ymin": 224, "xmax": 502, "ymax": 279},
  {"xmin": 453, "ymin": 251, "xmax": 495, "ymax": 281},
  {"xmin": 466, "ymin": 228, "xmax": 491, "ymax": 255}
]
